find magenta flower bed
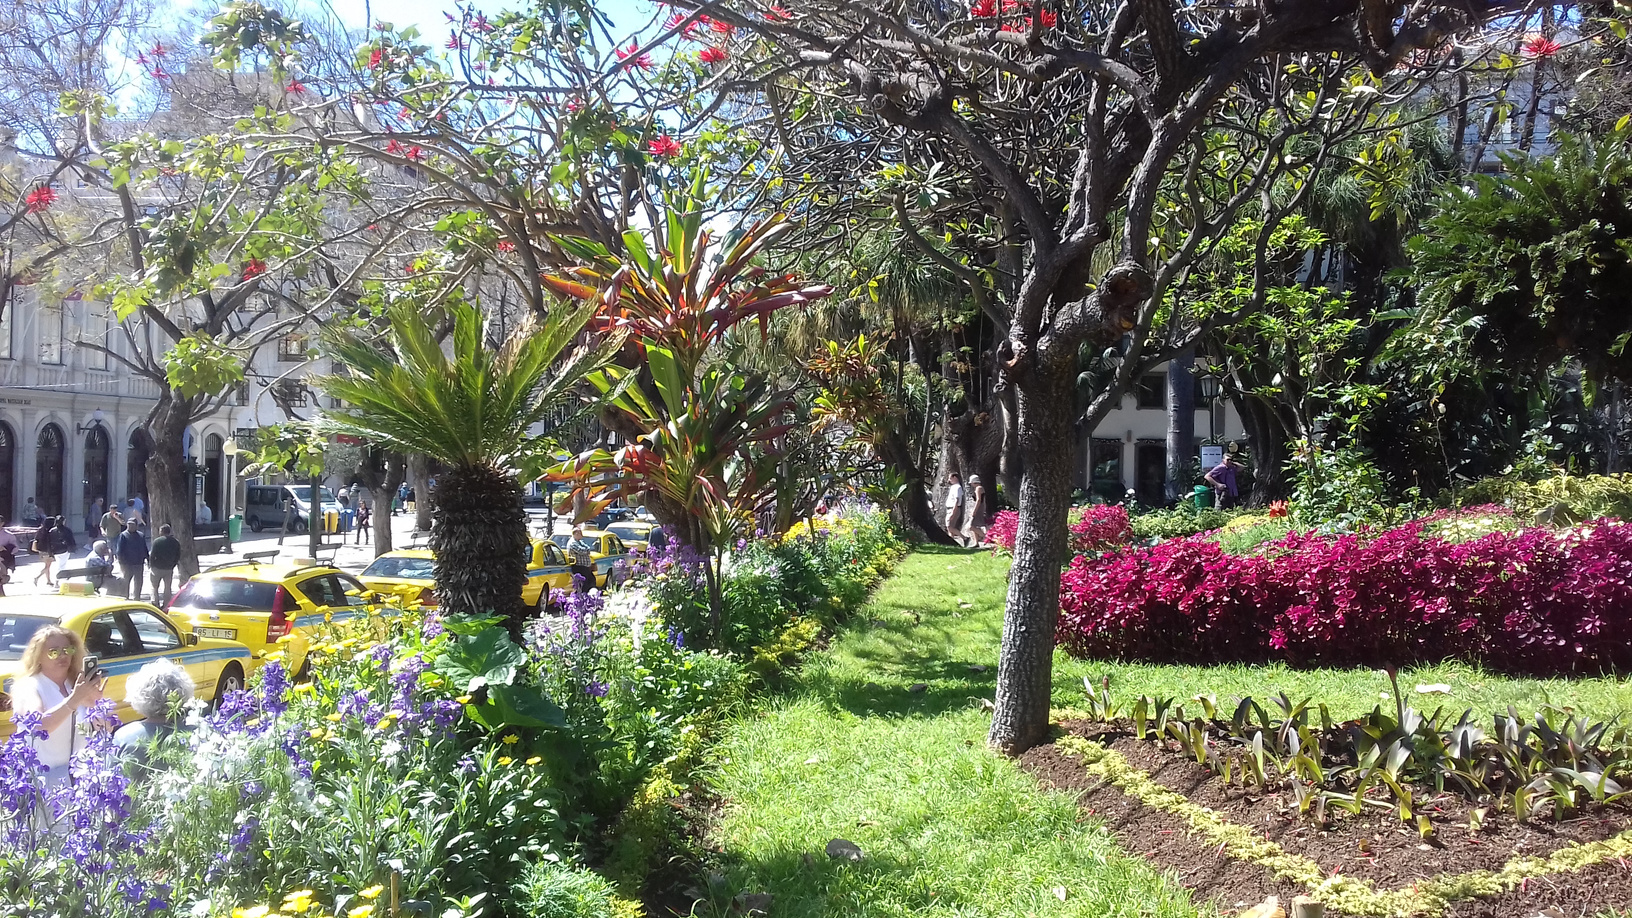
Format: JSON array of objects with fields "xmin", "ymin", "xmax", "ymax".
[
  {"xmin": 1056, "ymin": 520, "xmax": 1632, "ymax": 673},
  {"xmin": 987, "ymin": 505, "xmax": 1131, "ymax": 555}
]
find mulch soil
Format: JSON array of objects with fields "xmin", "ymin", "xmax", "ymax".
[{"xmin": 1019, "ymin": 721, "xmax": 1632, "ymax": 917}]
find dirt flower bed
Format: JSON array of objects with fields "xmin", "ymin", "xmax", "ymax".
[{"xmin": 1022, "ymin": 721, "xmax": 1632, "ymax": 918}]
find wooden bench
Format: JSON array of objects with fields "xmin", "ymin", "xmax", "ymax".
[
  {"xmin": 242, "ymin": 549, "xmax": 279, "ymax": 564},
  {"xmin": 194, "ymin": 534, "xmax": 230, "ymax": 556}
]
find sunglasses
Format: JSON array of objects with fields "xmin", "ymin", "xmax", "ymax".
[{"xmin": 43, "ymin": 647, "xmax": 76, "ymax": 661}]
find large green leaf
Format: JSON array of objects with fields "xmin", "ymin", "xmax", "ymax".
[
  {"xmin": 434, "ymin": 625, "xmax": 527, "ymax": 693},
  {"xmin": 467, "ymin": 684, "xmax": 568, "ymax": 730}
]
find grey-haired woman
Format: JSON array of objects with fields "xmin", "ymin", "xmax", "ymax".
[{"xmin": 113, "ymin": 658, "xmax": 195, "ymax": 769}]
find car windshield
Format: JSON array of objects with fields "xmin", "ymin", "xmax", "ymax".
[
  {"xmin": 288, "ymin": 486, "xmax": 338, "ymax": 505},
  {"xmin": 361, "ymin": 556, "xmax": 436, "ymax": 581},
  {"xmin": 608, "ymin": 525, "xmax": 643, "ymax": 541},
  {"xmin": 172, "ymin": 578, "xmax": 280, "ymax": 612},
  {"xmin": 0, "ymin": 614, "xmax": 56, "ymax": 661}
]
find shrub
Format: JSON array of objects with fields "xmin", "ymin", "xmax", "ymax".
[
  {"xmin": 1057, "ymin": 518, "xmax": 1632, "ymax": 674},
  {"xmin": 515, "ymin": 862, "xmax": 642, "ymax": 918},
  {"xmin": 986, "ymin": 510, "xmax": 1019, "ymax": 553},
  {"xmin": 1069, "ymin": 504, "xmax": 1132, "ymax": 554},
  {"xmin": 1461, "ymin": 472, "xmax": 1632, "ymax": 525},
  {"xmin": 1128, "ymin": 505, "xmax": 1243, "ymax": 541}
]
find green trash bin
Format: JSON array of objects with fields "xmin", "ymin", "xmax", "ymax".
[
  {"xmin": 1192, "ymin": 485, "xmax": 1212, "ymax": 509},
  {"xmin": 227, "ymin": 515, "xmax": 243, "ymax": 542}
]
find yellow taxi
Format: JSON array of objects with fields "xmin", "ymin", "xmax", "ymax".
[
  {"xmin": 603, "ymin": 520, "xmax": 661, "ymax": 554},
  {"xmin": 0, "ymin": 592, "xmax": 258, "ymax": 740},
  {"xmin": 166, "ymin": 559, "xmax": 385, "ymax": 678},
  {"xmin": 359, "ymin": 540, "xmax": 575, "ymax": 612},
  {"xmin": 547, "ymin": 530, "xmax": 633, "ymax": 587}
]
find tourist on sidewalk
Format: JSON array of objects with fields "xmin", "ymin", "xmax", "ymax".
[
  {"xmin": 33, "ymin": 517, "xmax": 74, "ymax": 588},
  {"xmin": 149, "ymin": 525, "xmax": 181, "ymax": 607},
  {"xmin": 114, "ymin": 520, "xmax": 149, "ymax": 601}
]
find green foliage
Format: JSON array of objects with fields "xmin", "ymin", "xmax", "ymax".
[
  {"xmin": 1287, "ymin": 440, "xmax": 1404, "ymax": 528},
  {"xmin": 1129, "ymin": 505, "xmax": 1244, "ymax": 541},
  {"xmin": 1406, "ymin": 128, "xmax": 1632, "ymax": 385},
  {"xmin": 1461, "ymin": 473, "xmax": 1632, "ymax": 525},
  {"xmin": 1212, "ymin": 517, "xmax": 1295, "ymax": 555},
  {"xmin": 513, "ymin": 862, "xmax": 640, "ymax": 918}
]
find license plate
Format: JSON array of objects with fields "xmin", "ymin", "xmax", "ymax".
[{"xmin": 196, "ymin": 627, "xmax": 237, "ymax": 640}]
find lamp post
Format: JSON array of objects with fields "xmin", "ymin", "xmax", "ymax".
[
  {"xmin": 1198, "ymin": 373, "xmax": 1221, "ymax": 445},
  {"xmin": 76, "ymin": 408, "xmax": 105, "ymax": 435}
]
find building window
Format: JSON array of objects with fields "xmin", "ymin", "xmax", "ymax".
[
  {"xmin": 235, "ymin": 382, "xmax": 250, "ymax": 406},
  {"xmin": 278, "ymin": 334, "xmax": 308, "ymax": 362},
  {"xmin": 38, "ymin": 305, "xmax": 63, "ymax": 365},
  {"xmin": 1089, "ymin": 438, "xmax": 1123, "ymax": 501},
  {"xmin": 1135, "ymin": 373, "xmax": 1165, "ymax": 410},
  {"xmin": 85, "ymin": 303, "xmax": 109, "ymax": 370},
  {"xmin": 0, "ymin": 290, "xmax": 12, "ymax": 359},
  {"xmin": 272, "ymin": 380, "xmax": 308, "ymax": 408}
]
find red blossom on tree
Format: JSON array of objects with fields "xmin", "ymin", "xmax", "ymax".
[
  {"xmin": 151, "ymin": 41, "xmax": 166, "ymax": 57},
  {"xmin": 369, "ymin": 48, "xmax": 384, "ymax": 68},
  {"xmin": 766, "ymin": 5, "xmax": 792, "ymax": 19},
  {"xmin": 565, "ymin": 98, "xmax": 583, "ymax": 113},
  {"xmin": 698, "ymin": 45, "xmax": 727, "ymax": 64},
  {"xmin": 385, "ymin": 138, "xmax": 405, "ymax": 155},
  {"xmin": 616, "ymin": 41, "xmax": 653, "ymax": 70},
  {"xmin": 1037, "ymin": 8, "xmax": 1057, "ymax": 27},
  {"xmin": 286, "ymin": 80, "xmax": 307, "ymax": 94},
  {"xmin": 406, "ymin": 146, "xmax": 427, "ymax": 162},
  {"xmin": 496, "ymin": 239, "xmax": 516, "ymax": 252},
  {"xmin": 24, "ymin": 186, "xmax": 57, "ymax": 214},
  {"xmin": 242, "ymin": 258, "xmax": 268, "ymax": 280},
  {"xmin": 446, "ymin": 32, "xmax": 464, "ymax": 50},
  {"xmin": 645, "ymin": 134, "xmax": 683, "ymax": 157},
  {"xmin": 970, "ymin": 0, "xmax": 997, "ymax": 17},
  {"xmin": 1523, "ymin": 35, "xmax": 1562, "ymax": 58},
  {"xmin": 473, "ymin": 13, "xmax": 492, "ymax": 31},
  {"xmin": 709, "ymin": 17, "xmax": 734, "ymax": 34}
]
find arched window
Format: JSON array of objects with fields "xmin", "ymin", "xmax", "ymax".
[
  {"xmin": 83, "ymin": 424, "xmax": 110, "ymax": 523},
  {"xmin": 127, "ymin": 428, "xmax": 153, "ymax": 508},
  {"xmin": 0, "ymin": 422, "xmax": 15, "ymax": 521}
]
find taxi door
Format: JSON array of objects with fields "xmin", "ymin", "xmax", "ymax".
[
  {"xmin": 82, "ymin": 607, "xmax": 217, "ymax": 724},
  {"xmin": 593, "ymin": 535, "xmax": 630, "ymax": 585},
  {"xmin": 524, "ymin": 541, "xmax": 574, "ymax": 606}
]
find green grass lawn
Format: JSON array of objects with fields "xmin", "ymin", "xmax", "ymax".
[{"xmin": 697, "ymin": 545, "xmax": 1632, "ymax": 917}]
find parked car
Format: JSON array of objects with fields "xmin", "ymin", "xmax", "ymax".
[
  {"xmin": 244, "ymin": 484, "xmax": 345, "ymax": 533},
  {"xmin": 547, "ymin": 530, "xmax": 633, "ymax": 587},
  {"xmin": 359, "ymin": 540, "xmax": 575, "ymax": 612},
  {"xmin": 0, "ymin": 592, "xmax": 258, "ymax": 741},
  {"xmin": 166, "ymin": 559, "xmax": 386, "ymax": 677}
]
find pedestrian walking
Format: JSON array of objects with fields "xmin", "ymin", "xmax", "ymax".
[
  {"xmin": 86, "ymin": 498, "xmax": 104, "ymax": 540},
  {"xmin": 943, "ymin": 472, "xmax": 965, "ymax": 543},
  {"xmin": 114, "ymin": 520, "xmax": 149, "ymax": 601},
  {"xmin": 353, "ymin": 503, "xmax": 371, "ymax": 544},
  {"xmin": 395, "ymin": 482, "xmax": 408, "ymax": 515},
  {"xmin": 100, "ymin": 503, "xmax": 124, "ymax": 543},
  {"xmin": 966, "ymin": 475, "xmax": 989, "ymax": 547},
  {"xmin": 33, "ymin": 517, "xmax": 74, "ymax": 588},
  {"xmin": 148, "ymin": 525, "xmax": 180, "ymax": 607},
  {"xmin": 125, "ymin": 498, "xmax": 146, "ymax": 529}
]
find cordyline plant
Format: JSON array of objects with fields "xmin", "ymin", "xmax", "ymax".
[{"xmin": 541, "ymin": 178, "xmax": 832, "ymax": 638}]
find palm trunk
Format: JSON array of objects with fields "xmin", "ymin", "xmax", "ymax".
[
  {"xmin": 373, "ymin": 453, "xmax": 406, "ymax": 555},
  {"xmin": 988, "ymin": 370, "xmax": 1074, "ymax": 755},
  {"xmin": 146, "ymin": 394, "xmax": 199, "ymax": 579},
  {"xmin": 428, "ymin": 463, "xmax": 528, "ymax": 634}
]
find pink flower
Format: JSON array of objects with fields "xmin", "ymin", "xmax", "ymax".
[
  {"xmin": 242, "ymin": 258, "xmax": 268, "ymax": 280},
  {"xmin": 369, "ymin": 48, "xmax": 384, "ymax": 69},
  {"xmin": 709, "ymin": 17, "xmax": 734, "ymax": 34},
  {"xmin": 616, "ymin": 41, "xmax": 653, "ymax": 70},
  {"xmin": 405, "ymin": 146, "xmax": 427, "ymax": 162},
  {"xmin": 446, "ymin": 32, "xmax": 464, "ymax": 50},
  {"xmin": 698, "ymin": 45, "xmax": 727, "ymax": 64},
  {"xmin": 496, "ymin": 239, "xmax": 516, "ymax": 252},
  {"xmin": 766, "ymin": 5, "xmax": 792, "ymax": 20},
  {"xmin": 971, "ymin": 0, "xmax": 997, "ymax": 16},
  {"xmin": 286, "ymin": 80, "xmax": 307, "ymax": 94},
  {"xmin": 23, "ymin": 186, "xmax": 56, "ymax": 214},
  {"xmin": 645, "ymin": 134, "xmax": 682, "ymax": 158},
  {"xmin": 385, "ymin": 139, "xmax": 405, "ymax": 155}
]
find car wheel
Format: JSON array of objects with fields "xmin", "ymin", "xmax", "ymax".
[
  {"xmin": 248, "ymin": 515, "xmax": 264, "ymax": 533},
  {"xmin": 212, "ymin": 664, "xmax": 245, "ymax": 708}
]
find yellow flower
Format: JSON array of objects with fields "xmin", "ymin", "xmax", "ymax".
[
  {"xmin": 358, "ymin": 885, "xmax": 384, "ymax": 901},
  {"xmin": 294, "ymin": 682, "xmax": 316, "ymax": 694},
  {"xmin": 455, "ymin": 695, "xmax": 472, "ymax": 705},
  {"xmin": 234, "ymin": 907, "xmax": 271, "ymax": 918},
  {"xmin": 347, "ymin": 906, "xmax": 375, "ymax": 918},
  {"xmin": 325, "ymin": 713, "xmax": 343, "ymax": 723},
  {"xmin": 282, "ymin": 890, "xmax": 316, "ymax": 914},
  {"xmin": 265, "ymin": 651, "xmax": 286, "ymax": 662},
  {"xmin": 308, "ymin": 728, "xmax": 325, "ymax": 739},
  {"xmin": 497, "ymin": 756, "xmax": 513, "ymax": 766},
  {"xmin": 501, "ymin": 734, "xmax": 519, "ymax": 745},
  {"xmin": 525, "ymin": 756, "xmax": 542, "ymax": 766}
]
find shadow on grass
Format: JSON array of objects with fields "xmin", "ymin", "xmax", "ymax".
[{"xmin": 684, "ymin": 841, "xmax": 963, "ymax": 918}]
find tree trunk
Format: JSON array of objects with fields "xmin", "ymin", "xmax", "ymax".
[
  {"xmin": 996, "ymin": 382, "xmax": 1021, "ymax": 501},
  {"xmin": 374, "ymin": 453, "xmax": 406, "ymax": 555},
  {"xmin": 1165, "ymin": 349, "xmax": 1196, "ymax": 502},
  {"xmin": 429, "ymin": 463, "xmax": 528, "ymax": 634},
  {"xmin": 308, "ymin": 472, "xmax": 323, "ymax": 559},
  {"xmin": 988, "ymin": 370, "xmax": 1075, "ymax": 755},
  {"xmin": 877, "ymin": 429, "xmax": 955, "ymax": 544},
  {"xmin": 146, "ymin": 394, "xmax": 199, "ymax": 579},
  {"xmin": 1238, "ymin": 396, "xmax": 1292, "ymax": 507},
  {"xmin": 409, "ymin": 453, "xmax": 433, "ymax": 532}
]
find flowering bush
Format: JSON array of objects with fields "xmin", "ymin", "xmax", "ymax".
[
  {"xmin": 1068, "ymin": 504, "xmax": 1132, "ymax": 554},
  {"xmin": 986, "ymin": 510, "xmax": 1019, "ymax": 554},
  {"xmin": 1057, "ymin": 518, "xmax": 1632, "ymax": 673}
]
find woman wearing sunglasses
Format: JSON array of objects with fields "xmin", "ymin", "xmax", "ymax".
[{"xmin": 10, "ymin": 625, "xmax": 106, "ymax": 787}]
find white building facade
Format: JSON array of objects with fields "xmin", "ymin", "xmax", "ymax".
[{"xmin": 1076, "ymin": 367, "xmax": 1244, "ymax": 505}]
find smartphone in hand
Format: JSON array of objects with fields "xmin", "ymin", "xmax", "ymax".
[{"xmin": 82, "ymin": 654, "xmax": 103, "ymax": 682}]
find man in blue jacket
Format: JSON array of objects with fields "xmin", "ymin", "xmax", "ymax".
[{"xmin": 114, "ymin": 519, "xmax": 150, "ymax": 601}]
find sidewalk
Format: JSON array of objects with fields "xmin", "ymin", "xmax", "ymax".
[{"xmin": 4, "ymin": 512, "xmax": 432, "ymax": 599}]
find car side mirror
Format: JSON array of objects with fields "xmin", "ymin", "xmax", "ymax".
[{"xmin": 184, "ymin": 632, "xmax": 200, "ymax": 646}]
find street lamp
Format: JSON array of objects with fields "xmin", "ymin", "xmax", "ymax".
[
  {"xmin": 76, "ymin": 408, "xmax": 105, "ymax": 435},
  {"xmin": 1197, "ymin": 373, "xmax": 1221, "ymax": 444}
]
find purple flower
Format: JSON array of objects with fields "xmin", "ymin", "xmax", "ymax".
[
  {"xmin": 668, "ymin": 625, "xmax": 686, "ymax": 650},
  {"xmin": 584, "ymin": 680, "xmax": 608, "ymax": 697},
  {"xmin": 259, "ymin": 660, "xmax": 290, "ymax": 717},
  {"xmin": 456, "ymin": 753, "xmax": 477, "ymax": 774},
  {"xmin": 423, "ymin": 611, "xmax": 445, "ymax": 638},
  {"xmin": 370, "ymin": 643, "xmax": 394, "ymax": 670}
]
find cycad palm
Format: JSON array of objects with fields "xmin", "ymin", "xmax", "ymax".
[{"xmin": 316, "ymin": 298, "xmax": 620, "ymax": 628}]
